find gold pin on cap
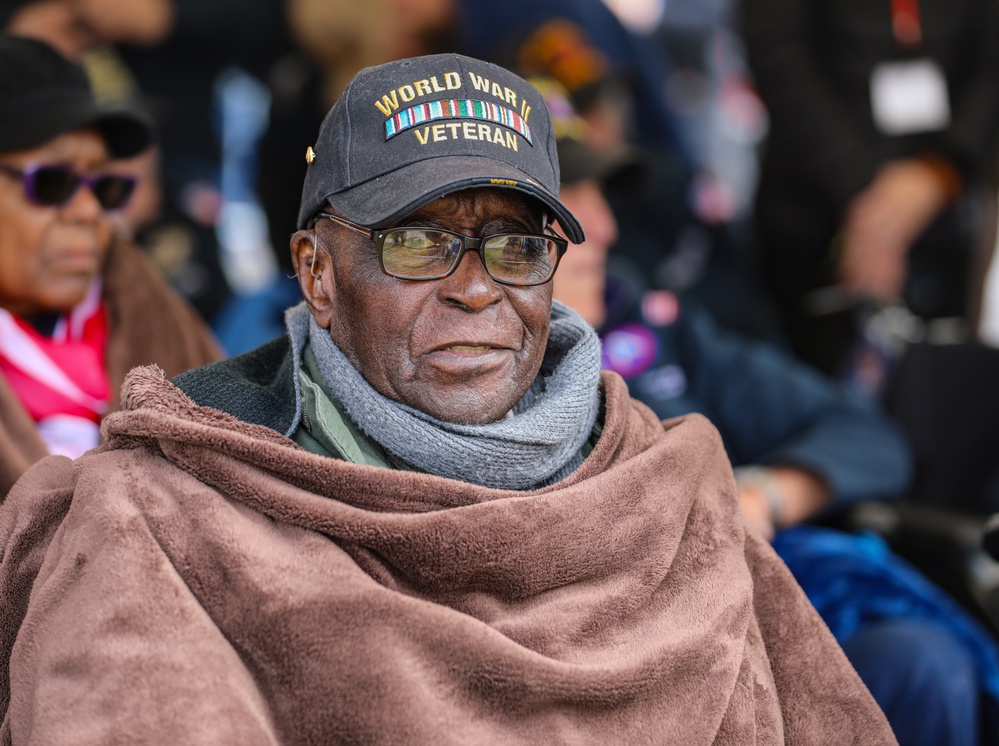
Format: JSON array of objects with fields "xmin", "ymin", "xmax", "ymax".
[{"xmin": 305, "ymin": 146, "xmax": 316, "ymax": 164}]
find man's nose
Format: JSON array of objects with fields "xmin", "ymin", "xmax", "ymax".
[{"xmin": 436, "ymin": 250, "xmax": 504, "ymax": 311}]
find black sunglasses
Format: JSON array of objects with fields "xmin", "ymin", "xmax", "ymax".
[
  {"xmin": 316, "ymin": 211, "xmax": 568, "ymax": 287},
  {"xmin": 0, "ymin": 163, "xmax": 136, "ymax": 211}
]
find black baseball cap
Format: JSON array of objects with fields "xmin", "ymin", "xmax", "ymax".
[
  {"xmin": 0, "ymin": 34, "xmax": 153, "ymax": 158},
  {"xmin": 297, "ymin": 53, "xmax": 585, "ymax": 243}
]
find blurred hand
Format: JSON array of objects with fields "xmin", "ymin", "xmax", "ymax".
[
  {"xmin": 6, "ymin": 0, "xmax": 95, "ymax": 58},
  {"xmin": 738, "ymin": 485, "xmax": 777, "ymax": 541},
  {"xmin": 737, "ymin": 466, "xmax": 831, "ymax": 542},
  {"xmin": 837, "ymin": 158, "xmax": 952, "ymax": 302},
  {"xmin": 76, "ymin": 0, "xmax": 174, "ymax": 47},
  {"xmin": 7, "ymin": 0, "xmax": 173, "ymax": 58}
]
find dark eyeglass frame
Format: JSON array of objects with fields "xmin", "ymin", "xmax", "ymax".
[
  {"xmin": 0, "ymin": 162, "xmax": 137, "ymax": 211},
  {"xmin": 314, "ymin": 211, "xmax": 568, "ymax": 287}
]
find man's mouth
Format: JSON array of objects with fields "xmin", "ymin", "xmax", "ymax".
[{"xmin": 445, "ymin": 345, "xmax": 492, "ymax": 355}]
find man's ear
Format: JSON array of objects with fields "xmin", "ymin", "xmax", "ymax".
[{"xmin": 290, "ymin": 229, "xmax": 333, "ymax": 329}]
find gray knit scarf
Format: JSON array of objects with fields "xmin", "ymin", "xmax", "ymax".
[{"xmin": 284, "ymin": 301, "xmax": 602, "ymax": 491}]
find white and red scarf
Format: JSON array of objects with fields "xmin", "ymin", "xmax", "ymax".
[{"xmin": 0, "ymin": 281, "xmax": 109, "ymax": 458}]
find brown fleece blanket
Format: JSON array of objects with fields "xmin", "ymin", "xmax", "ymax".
[
  {"xmin": 0, "ymin": 366, "xmax": 895, "ymax": 745},
  {"xmin": 0, "ymin": 238, "xmax": 221, "ymax": 498}
]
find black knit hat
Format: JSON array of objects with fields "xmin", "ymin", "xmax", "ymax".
[
  {"xmin": 0, "ymin": 34, "xmax": 153, "ymax": 157},
  {"xmin": 297, "ymin": 53, "xmax": 585, "ymax": 243}
]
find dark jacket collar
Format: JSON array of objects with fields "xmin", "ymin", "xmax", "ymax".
[{"xmin": 172, "ymin": 336, "xmax": 298, "ymax": 435}]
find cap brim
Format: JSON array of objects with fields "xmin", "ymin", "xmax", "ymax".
[
  {"xmin": 89, "ymin": 107, "xmax": 156, "ymax": 159},
  {"xmin": 0, "ymin": 99, "xmax": 153, "ymax": 158},
  {"xmin": 320, "ymin": 155, "xmax": 585, "ymax": 244}
]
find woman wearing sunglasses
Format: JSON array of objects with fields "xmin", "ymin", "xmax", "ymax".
[{"xmin": 0, "ymin": 34, "xmax": 221, "ymax": 498}]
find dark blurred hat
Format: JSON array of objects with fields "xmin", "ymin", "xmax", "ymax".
[
  {"xmin": 527, "ymin": 75, "xmax": 641, "ymax": 186},
  {"xmin": 297, "ymin": 52, "xmax": 584, "ymax": 242},
  {"xmin": 497, "ymin": 18, "xmax": 625, "ymax": 115},
  {"xmin": 0, "ymin": 34, "xmax": 153, "ymax": 157}
]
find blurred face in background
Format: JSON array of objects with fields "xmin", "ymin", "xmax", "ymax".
[
  {"xmin": 0, "ymin": 127, "xmax": 114, "ymax": 316},
  {"xmin": 392, "ymin": 0, "xmax": 456, "ymax": 57},
  {"xmin": 552, "ymin": 177, "xmax": 618, "ymax": 328},
  {"xmin": 287, "ymin": 0, "xmax": 457, "ymax": 105}
]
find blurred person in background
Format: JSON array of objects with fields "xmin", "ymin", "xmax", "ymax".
[
  {"xmin": 2, "ymin": 0, "xmax": 241, "ymax": 325},
  {"xmin": 2, "ymin": 0, "xmax": 171, "ymax": 239},
  {"xmin": 740, "ymin": 0, "xmax": 999, "ymax": 377},
  {"xmin": 541, "ymin": 73, "xmax": 999, "ymax": 745},
  {"xmin": 0, "ymin": 34, "xmax": 220, "ymax": 498}
]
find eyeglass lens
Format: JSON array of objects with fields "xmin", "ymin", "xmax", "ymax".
[
  {"xmin": 380, "ymin": 229, "xmax": 560, "ymax": 285},
  {"xmin": 24, "ymin": 166, "xmax": 135, "ymax": 211}
]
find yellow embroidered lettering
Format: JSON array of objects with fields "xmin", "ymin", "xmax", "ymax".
[
  {"xmin": 467, "ymin": 72, "xmax": 490, "ymax": 93},
  {"xmin": 445, "ymin": 122, "xmax": 461, "ymax": 138},
  {"xmin": 432, "ymin": 124, "xmax": 447, "ymax": 142},
  {"xmin": 504, "ymin": 88, "xmax": 517, "ymax": 107},
  {"xmin": 491, "ymin": 82, "xmax": 504, "ymax": 98},
  {"xmin": 491, "ymin": 126, "xmax": 508, "ymax": 147},
  {"xmin": 374, "ymin": 90, "xmax": 400, "ymax": 117},
  {"xmin": 505, "ymin": 130, "xmax": 518, "ymax": 151},
  {"xmin": 520, "ymin": 102, "xmax": 531, "ymax": 124},
  {"xmin": 414, "ymin": 127, "xmax": 430, "ymax": 145},
  {"xmin": 462, "ymin": 121, "xmax": 477, "ymax": 139},
  {"xmin": 477, "ymin": 123, "xmax": 492, "ymax": 141},
  {"xmin": 490, "ymin": 179, "xmax": 518, "ymax": 186},
  {"xmin": 375, "ymin": 74, "xmax": 462, "ymax": 118}
]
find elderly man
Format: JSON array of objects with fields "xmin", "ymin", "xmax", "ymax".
[{"xmin": 0, "ymin": 54, "xmax": 895, "ymax": 743}]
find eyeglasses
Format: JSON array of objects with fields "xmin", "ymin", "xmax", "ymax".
[
  {"xmin": 0, "ymin": 163, "xmax": 136, "ymax": 211},
  {"xmin": 316, "ymin": 211, "xmax": 568, "ymax": 287}
]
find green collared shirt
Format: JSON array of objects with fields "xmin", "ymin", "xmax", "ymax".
[{"xmin": 293, "ymin": 345, "xmax": 395, "ymax": 467}]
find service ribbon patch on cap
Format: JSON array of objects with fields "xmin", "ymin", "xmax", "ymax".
[{"xmin": 384, "ymin": 99, "xmax": 533, "ymax": 145}]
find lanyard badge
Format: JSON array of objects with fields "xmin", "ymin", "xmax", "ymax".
[{"xmin": 871, "ymin": 0, "xmax": 950, "ymax": 134}]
